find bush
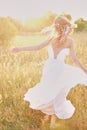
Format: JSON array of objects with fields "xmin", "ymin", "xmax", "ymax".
[
  {"xmin": 75, "ymin": 18, "xmax": 87, "ymax": 32},
  {"xmin": 0, "ymin": 17, "xmax": 18, "ymax": 52}
]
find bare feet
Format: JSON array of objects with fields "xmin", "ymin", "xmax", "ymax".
[
  {"xmin": 41, "ymin": 114, "xmax": 57, "ymax": 129},
  {"xmin": 44, "ymin": 115, "xmax": 51, "ymax": 122},
  {"xmin": 41, "ymin": 115, "xmax": 51, "ymax": 126}
]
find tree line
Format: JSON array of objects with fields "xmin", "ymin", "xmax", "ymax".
[{"xmin": 0, "ymin": 11, "xmax": 87, "ymax": 50}]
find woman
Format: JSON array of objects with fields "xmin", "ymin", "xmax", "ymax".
[{"xmin": 12, "ymin": 16, "xmax": 87, "ymax": 127}]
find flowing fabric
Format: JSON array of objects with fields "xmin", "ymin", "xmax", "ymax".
[{"xmin": 24, "ymin": 46, "xmax": 87, "ymax": 119}]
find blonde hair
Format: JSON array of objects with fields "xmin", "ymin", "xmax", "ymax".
[
  {"xmin": 54, "ymin": 16, "xmax": 71, "ymax": 26},
  {"xmin": 53, "ymin": 16, "xmax": 76, "ymax": 35},
  {"xmin": 41, "ymin": 15, "xmax": 77, "ymax": 36}
]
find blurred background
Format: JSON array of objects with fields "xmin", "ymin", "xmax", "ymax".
[{"xmin": 0, "ymin": 0, "xmax": 87, "ymax": 130}]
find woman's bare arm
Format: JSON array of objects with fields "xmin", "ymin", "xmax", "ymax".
[
  {"xmin": 12, "ymin": 35, "xmax": 53, "ymax": 53},
  {"xmin": 69, "ymin": 39, "xmax": 87, "ymax": 74}
]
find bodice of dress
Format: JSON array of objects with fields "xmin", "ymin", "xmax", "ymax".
[{"xmin": 48, "ymin": 45, "xmax": 69, "ymax": 62}]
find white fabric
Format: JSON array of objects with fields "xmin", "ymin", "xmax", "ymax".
[
  {"xmin": 24, "ymin": 46, "xmax": 87, "ymax": 119},
  {"xmin": 64, "ymin": 25, "xmax": 70, "ymax": 34}
]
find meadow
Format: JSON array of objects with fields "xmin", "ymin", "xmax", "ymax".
[{"xmin": 0, "ymin": 32, "xmax": 87, "ymax": 130}]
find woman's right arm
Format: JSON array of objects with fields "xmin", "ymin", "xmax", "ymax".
[{"xmin": 12, "ymin": 36, "xmax": 53, "ymax": 53}]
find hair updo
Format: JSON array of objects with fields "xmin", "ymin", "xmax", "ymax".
[
  {"xmin": 53, "ymin": 16, "xmax": 71, "ymax": 33},
  {"xmin": 41, "ymin": 15, "xmax": 77, "ymax": 36},
  {"xmin": 54, "ymin": 16, "xmax": 71, "ymax": 25},
  {"xmin": 53, "ymin": 15, "xmax": 77, "ymax": 35}
]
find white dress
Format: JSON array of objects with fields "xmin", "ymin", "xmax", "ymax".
[{"xmin": 24, "ymin": 46, "xmax": 87, "ymax": 119}]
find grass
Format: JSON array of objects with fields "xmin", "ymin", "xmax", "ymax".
[
  {"xmin": 0, "ymin": 32, "xmax": 87, "ymax": 130},
  {"xmin": 13, "ymin": 34, "xmax": 46, "ymax": 46}
]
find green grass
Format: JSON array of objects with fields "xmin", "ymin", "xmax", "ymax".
[
  {"xmin": 0, "ymin": 32, "xmax": 87, "ymax": 130},
  {"xmin": 13, "ymin": 34, "xmax": 46, "ymax": 46}
]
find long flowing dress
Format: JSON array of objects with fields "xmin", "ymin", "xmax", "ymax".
[{"xmin": 24, "ymin": 46, "xmax": 87, "ymax": 119}]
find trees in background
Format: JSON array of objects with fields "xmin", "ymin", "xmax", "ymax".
[
  {"xmin": 75, "ymin": 18, "xmax": 87, "ymax": 31},
  {"xmin": 24, "ymin": 12, "xmax": 87, "ymax": 32},
  {"xmin": 25, "ymin": 11, "xmax": 56, "ymax": 32},
  {"xmin": 0, "ymin": 11, "xmax": 87, "ymax": 51},
  {"xmin": 0, "ymin": 17, "xmax": 18, "ymax": 52},
  {"xmin": 7, "ymin": 17, "xmax": 24, "ymax": 33}
]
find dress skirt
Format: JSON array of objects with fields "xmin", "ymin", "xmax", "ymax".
[{"xmin": 24, "ymin": 48, "xmax": 87, "ymax": 119}]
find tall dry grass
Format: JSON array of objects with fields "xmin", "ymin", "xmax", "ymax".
[{"xmin": 0, "ymin": 32, "xmax": 87, "ymax": 130}]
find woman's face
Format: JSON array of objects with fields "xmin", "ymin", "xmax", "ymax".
[
  {"xmin": 55, "ymin": 23, "xmax": 64, "ymax": 34},
  {"xmin": 54, "ymin": 16, "xmax": 70, "ymax": 35}
]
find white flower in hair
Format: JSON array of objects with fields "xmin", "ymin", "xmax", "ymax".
[{"xmin": 64, "ymin": 25, "xmax": 71, "ymax": 34}]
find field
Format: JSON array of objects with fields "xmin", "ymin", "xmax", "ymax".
[{"xmin": 0, "ymin": 32, "xmax": 87, "ymax": 130}]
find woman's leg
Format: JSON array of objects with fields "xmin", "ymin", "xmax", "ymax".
[
  {"xmin": 41, "ymin": 114, "xmax": 51, "ymax": 126},
  {"xmin": 50, "ymin": 114, "xmax": 57, "ymax": 128}
]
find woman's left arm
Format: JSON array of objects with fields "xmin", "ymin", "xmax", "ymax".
[{"xmin": 69, "ymin": 39, "xmax": 87, "ymax": 74}]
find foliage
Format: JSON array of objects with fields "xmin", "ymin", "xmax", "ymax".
[
  {"xmin": 75, "ymin": 18, "xmax": 87, "ymax": 31},
  {"xmin": 7, "ymin": 17, "xmax": 24, "ymax": 34},
  {"xmin": 25, "ymin": 11, "xmax": 73, "ymax": 32},
  {"xmin": 2, "ymin": 12, "xmax": 87, "ymax": 36},
  {"xmin": 25, "ymin": 11, "xmax": 56, "ymax": 32},
  {"xmin": 0, "ymin": 17, "xmax": 18, "ymax": 52}
]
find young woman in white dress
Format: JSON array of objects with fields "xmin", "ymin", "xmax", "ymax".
[{"xmin": 12, "ymin": 16, "xmax": 87, "ymax": 128}]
